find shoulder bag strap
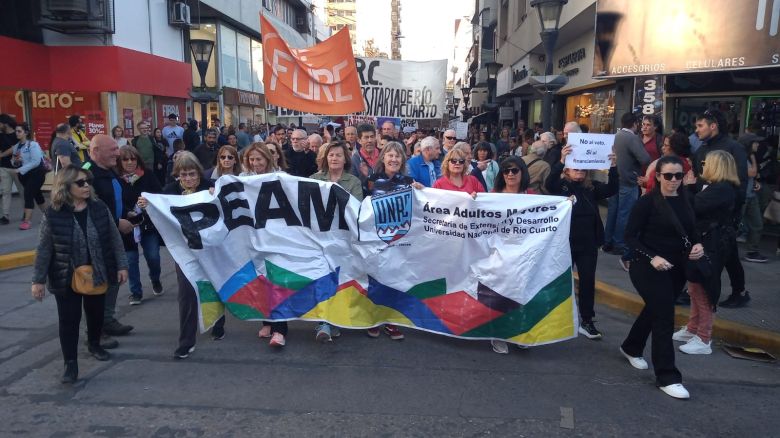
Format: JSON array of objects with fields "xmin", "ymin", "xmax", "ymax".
[{"xmin": 653, "ymin": 194, "xmax": 692, "ymax": 251}]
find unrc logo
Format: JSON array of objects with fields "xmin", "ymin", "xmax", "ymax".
[{"xmin": 371, "ymin": 187, "xmax": 412, "ymax": 243}]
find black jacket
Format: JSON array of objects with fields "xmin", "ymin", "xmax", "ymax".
[
  {"xmin": 183, "ymin": 128, "xmax": 201, "ymax": 151},
  {"xmin": 41, "ymin": 201, "xmax": 120, "ymax": 295},
  {"xmin": 162, "ymin": 179, "xmax": 213, "ymax": 195},
  {"xmin": 546, "ymin": 164, "xmax": 618, "ymax": 249},
  {"xmin": 124, "ymin": 171, "xmax": 162, "ymax": 237},
  {"xmin": 83, "ymin": 162, "xmax": 135, "ymax": 224},
  {"xmin": 692, "ymin": 133, "xmax": 748, "ymax": 217}
]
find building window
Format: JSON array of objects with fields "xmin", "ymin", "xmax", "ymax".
[{"xmin": 220, "ymin": 25, "xmax": 238, "ymax": 89}]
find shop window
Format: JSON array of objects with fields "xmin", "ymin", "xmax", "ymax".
[
  {"xmin": 220, "ymin": 25, "xmax": 238, "ymax": 89},
  {"xmin": 251, "ymin": 39, "xmax": 264, "ymax": 93},
  {"xmin": 25, "ymin": 91, "xmax": 107, "ymax": 151},
  {"xmin": 566, "ymin": 89, "xmax": 616, "ymax": 133},
  {"xmin": 672, "ymin": 97, "xmax": 743, "ymax": 137},
  {"xmin": 237, "ymin": 34, "xmax": 252, "ymax": 91},
  {"xmin": 117, "ymin": 93, "xmax": 154, "ymax": 139}
]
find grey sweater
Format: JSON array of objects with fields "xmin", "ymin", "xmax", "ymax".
[{"xmin": 613, "ymin": 129, "xmax": 651, "ymax": 187}]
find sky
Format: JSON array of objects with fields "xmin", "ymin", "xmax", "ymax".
[{"xmin": 400, "ymin": 0, "xmax": 473, "ymax": 62}]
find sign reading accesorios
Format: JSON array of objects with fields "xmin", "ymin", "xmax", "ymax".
[{"xmin": 594, "ymin": 0, "xmax": 780, "ymax": 78}]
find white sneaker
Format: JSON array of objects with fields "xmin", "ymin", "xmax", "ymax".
[
  {"xmin": 659, "ymin": 383, "xmax": 690, "ymax": 399},
  {"xmin": 619, "ymin": 347, "xmax": 648, "ymax": 370},
  {"xmin": 491, "ymin": 340, "xmax": 509, "ymax": 354},
  {"xmin": 679, "ymin": 335, "xmax": 712, "ymax": 355},
  {"xmin": 672, "ymin": 326, "xmax": 695, "ymax": 342}
]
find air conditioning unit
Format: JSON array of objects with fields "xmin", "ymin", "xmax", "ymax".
[
  {"xmin": 48, "ymin": 0, "xmax": 89, "ymax": 16},
  {"xmin": 170, "ymin": 1, "xmax": 191, "ymax": 26},
  {"xmin": 295, "ymin": 14, "xmax": 309, "ymax": 34}
]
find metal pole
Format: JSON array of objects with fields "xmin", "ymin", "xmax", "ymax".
[{"xmin": 540, "ymin": 29, "xmax": 559, "ymax": 132}]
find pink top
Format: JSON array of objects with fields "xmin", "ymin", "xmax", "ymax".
[{"xmin": 433, "ymin": 175, "xmax": 486, "ymax": 193}]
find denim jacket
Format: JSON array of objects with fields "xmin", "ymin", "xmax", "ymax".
[{"xmin": 11, "ymin": 140, "xmax": 44, "ymax": 175}]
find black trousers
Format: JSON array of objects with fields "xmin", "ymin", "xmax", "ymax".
[
  {"xmin": 176, "ymin": 264, "xmax": 226, "ymax": 349},
  {"xmin": 572, "ymin": 245, "xmax": 598, "ymax": 322},
  {"xmin": 262, "ymin": 321, "xmax": 288, "ymax": 335},
  {"xmin": 621, "ymin": 257, "xmax": 685, "ymax": 387},
  {"xmin": 723, "ymin": 237, "xmax": 745, "ymax": 295},
  {"xmin": 19, "ymin": 166, "xmax": 45, "ymax": 209},
  {"xmin": 55, "ymin": 289, "xmax": 105, "ymax": 361}
]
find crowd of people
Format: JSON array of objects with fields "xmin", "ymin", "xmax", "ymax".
[{"xmin": 1, "ymin": 107, "xmax": 776, "ymax": 400}]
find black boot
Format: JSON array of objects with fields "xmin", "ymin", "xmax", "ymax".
[
  {"xmin": 88, "ymin": 344, "xmax": 111, "ymax": 361},
  {"xmin": 62, "ymin": 360, "xmax": 78, "ymax": 384}
]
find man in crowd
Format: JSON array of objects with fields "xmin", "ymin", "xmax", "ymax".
[
  {"xmin": 161, "ymin": 113, "xmax": 184, "ymax": 157},
  {"xmin": 51, "ymin": 123, "xmax": 80, "ymax": 169},
  {"xmin": 344, "ymin": 125, "xmax": 358, "ymax": 153},
  {"xmin": 272, "ymin": 125, "xmax": 290, "ymax": 151},
  {"xmin": 692, "ymin": 109, "xmax": 751, "ymax": 308},
  {"xmin": 194, "ymin": 130, "xmax": 219, "ymax": 170},
  {"xmin": 542, "ymin": 131, "xmax": 562, "ymax": 166},
  {"xmin": 236, "ymin": 123, "xmax": 252, "ymax": 150},
  {"xmin": 441, "ymin": 129, "xmax": 458, "ymax": 155},
  {"xmin": 350, "ymin": 124, "xmax": 380, "ymax": 194},
  {"xmin": 523, "ymin": 140, "xmax": 551, "ymax": 194},
  {"xmin": 83, "ymin": 134, "xmax": 135, "ymax": 345},
  {"xmin": 68, "ymin": 114, "xmax": 91, "ymax": 163},
  {"xmin": 604, "ymin": 113, "xmax": 650, "ymax": 270},
  {"xmin": 285, "ymin": 129, "xmax": 317, "ymax": 177},
  {"xmin": 407, "ymin": 136, "xmax": 442, "ymax": 187},
  {"xmin": 0, "ymin": 114, "xmax": 19, "ymax": 224},
  {"xmin": 183, "ymin": 119, "xmax": 200, "ymax": 151},
  {"xmin": 380, "ymin": 120, "xmax": 397, "ymax": 140},
  {"xmin": 495, "ymin": 126, "xmax": 511, "ymax": 158},
  {"xmin": 308, "ymin": 133, "xmax": 323, "ymax": 156},
  {"xmin": 131, "ymin": 122, "xmax": 156, "ymax": 171}
]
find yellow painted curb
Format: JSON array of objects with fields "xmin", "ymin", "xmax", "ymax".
[
  {"xmin": 584, "ymin": 276, "xmax": 780, "ymax": 355},
  {"xmin": 0, "ymin": 250, "xmax": 36, "ymax": 271}
]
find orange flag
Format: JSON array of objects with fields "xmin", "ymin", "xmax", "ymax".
[{"xmin": 261, "ymin": 14, "xmax": 365, "ymax": 115}]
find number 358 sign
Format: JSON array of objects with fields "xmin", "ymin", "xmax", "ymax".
[{"xmin": 633, "ymin": 76, "xmax": 664, "ymax": 118}]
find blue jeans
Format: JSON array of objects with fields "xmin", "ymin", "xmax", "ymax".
[
  {"xmin": 126, "ymin": 232, "xmax": 162, "ymax": 297},
  {"xmin": 604, "ymin": 185, "xmax": 639, "ymax": 255}
]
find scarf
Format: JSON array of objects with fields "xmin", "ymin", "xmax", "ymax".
[
  {"xmin": 122, "ymin": 167, "xmax": 144, "ymax": 185},
  {"xmin": 359, "ymin": 147, "xmax": 380, "ymax": 168}
]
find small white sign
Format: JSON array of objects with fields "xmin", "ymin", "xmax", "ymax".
[
  {"xmin": 455, "ymin": 122, "xmax": 468, "ymax": 140},
  {"xmin": 565, "ymin": 133, "xmax": 614, "ymax": 170}
]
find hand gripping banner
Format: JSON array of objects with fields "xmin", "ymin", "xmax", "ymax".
[
  {"xmin": 144, "ymin": 174, "xmax": 577, "ymax": 346},
  {"xmin": 261, "ymin": 14, "xmax": 365, "ymax": 115}
]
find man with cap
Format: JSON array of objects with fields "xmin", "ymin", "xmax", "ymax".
[
  {"xmin": 161, "ymin": 113, "xmax": 184, "ymax": 157},
  {"xmin": 82, "ymin": 134, "xmax": 136, "ymax": 346}
]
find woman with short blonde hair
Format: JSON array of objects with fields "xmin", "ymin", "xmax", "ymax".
[{"xmin": 433, "ymin": 148, "xmax": 485, "ymax": 197}]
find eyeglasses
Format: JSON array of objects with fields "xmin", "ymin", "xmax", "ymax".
[
  {"xmin": 444, "ymin": 136, "xmax": 456, "ymax": 140},
  {"xmin": 219, "ymin": 155, "xmax": 235, "ymax": 160},
  {"xmin": 659, "ymin": 172, "xmax": 685, "ymax": 181},
  {"xmin": 73, "ymin": 178, "xmax": 92, "ymax": 188},
  {"xmin": 179, "ymin": 171, "xmax": 199, "ymax": 179},
  {"xmin": 121, "ymin": 157, "xmax": 137, "ymax": 162},
  {"xmin": 502, "ymin": 167, "xmax": 521, "ymax": 175},
  {"xmin": 449, "ymin": 159, "xmax": 466, "ymax": 165}
]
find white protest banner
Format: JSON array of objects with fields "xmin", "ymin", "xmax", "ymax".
[
  {"xmin": 144, "ymin": 174, "xmax": 577, "ymax": 346},
  {"xmin": 565, "ymin": 133, "xmax": 615, "ymax": 170},
  {"xmin": 355, "ymin": 58, "xmax": 447, "ymax": 119}
]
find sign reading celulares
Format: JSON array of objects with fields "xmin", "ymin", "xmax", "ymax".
[{"xmin": 144, "ymin": 174, "xmax": 578, "ymax": 346}]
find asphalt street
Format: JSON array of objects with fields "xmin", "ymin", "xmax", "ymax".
[{"xmin": 0, "ymin": 251, "xmax": 778, "ymax": 437}]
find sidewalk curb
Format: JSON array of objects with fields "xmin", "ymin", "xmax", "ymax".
[
  {"xmin": 0, "ymin": 251, "xmax": 36, "ymax": 271},
  {"xmin": 591, "ymin": 278, "xmax": 780, "ymax": 355}
]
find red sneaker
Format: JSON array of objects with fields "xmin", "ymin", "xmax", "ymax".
[
  {"xmin": 384, "ymin": 325, "xmax": 404, "ymax": 340},
  {"xmin": 19, "ymin": 221, "xmax": 31, "ymax": 230}
]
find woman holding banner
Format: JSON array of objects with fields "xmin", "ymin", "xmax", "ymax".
[
  {"xmin": 620, "ymin": 155, "xmax": 703, "ymax": 400},
  {"xmin": 433, "ymin": 148, "xmax": 485, "ymax": 198},
  {"xmin": 545, "ymin": 145, "xmax": 618, "ymax": 341},
  {"xmin": 138, "ymin": 152, "xmax": 226, "ymax": 357},
  {"xmin": 310, "ymin": 141, "xmax": 363, "ymax": 342},
  {"xmin": 240, "ymin": 143, "xmax": 274, "ymax": 176}
]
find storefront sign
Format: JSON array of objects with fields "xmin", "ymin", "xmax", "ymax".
[
  {"xmin": 558, "ymin": 48, "xmax": 586, "ymax": 69},
  {"xmin": 223, "ymin": 87, "xmax": 265, "ymax": 107},
  {"xmin": 594, "ymin": 0, "xmax": 780, "ymax": 77},
  {"xmin": 499, "ymin": 106, "xmax": 514, "ymax": 121},
  {"xmin": 633, "ymin": 76, "xmax": 665, "ymax": 118},
  {"xmin": 565, "ymin": 133, "xmax": 614, "ymax": 170},
  {"xmin": 155, "ymin": 97, "xmax": 186, "ymax": 127},
  {"xmin": 123, "ymin": 108, "xmax": 135, "ymax": 138},
  {"xmin": 84, "ymin": 111, "xmax": 107, "ymax": 137},
  {"xmin": 512, "ymin": 66, "xmax": 529, "ymax": 85}
]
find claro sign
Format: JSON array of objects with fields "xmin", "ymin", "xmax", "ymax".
[
  {"xmin": 15, "ymin": 91, "xmax": 85, "ymax": 109},
  {"xmin": 594, "ymin": 0, "xmax": 780, "ymax": 77}
]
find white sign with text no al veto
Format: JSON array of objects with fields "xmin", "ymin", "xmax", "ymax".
[{"xmin": 565, "ymin": 133, "xmax": 614, "ymax": 170}]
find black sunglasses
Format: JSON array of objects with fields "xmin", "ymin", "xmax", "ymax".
[
  {"xmin": 659, "ymin": 172, "xmax": 684, "ymax": 181},
  {"xmin": 73, "ymin": 178, "xmax": 92, "ymax": 188},
  {"xmin": 444, "ymin": 136, "xmax": 456, "ymax": 140},
  {"xmin": 502, "ymin": 167, "xmax": 521, "ymax": 175},
  {"xmin": 449, "ymin": 159, "xmax": 466, "ymax": 165},
  {"xmin": 219, "ymin": 155, "xmax": 235, "ymax": 160}
]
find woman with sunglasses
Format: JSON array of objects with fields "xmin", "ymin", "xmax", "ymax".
[
  {"xmin": 116, "ymin": 146, "xmax": 162, "ymax": 305},
  {"xmin": 265, "ymin": 141, "xmax": 288, "ymax": 172},
  {"xmin": 672, "ymin": 150, "xmax": 740, "ymax": 355},
  {"xmin": 11, "ymin": 122, "xmax": 47, "ymax": 230},
  {"xmin": 546, "ymin": 145, "xmax": 617, "ymax": 341},
  {"xmin": 209, "ymin": 145, "xmax": 241, "ymax": 181},
  {"xmin": 620, "ymin": 155, "xmax": 704, "ymax": 400},
  {"xmin": 433, "ymin": 148, "xmax": 485, "ymax": 198},
  {"xmin": 32, "ymin": 165, "xmax": 128, "ymax": 383},
  {"xmin": 138, "ymin": 152, "xmax": 222, "ymax": 358}
]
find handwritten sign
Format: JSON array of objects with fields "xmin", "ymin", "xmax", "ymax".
[{"xmin": 565, "ymin": 133, "xmax": 614, "ymax": 170}]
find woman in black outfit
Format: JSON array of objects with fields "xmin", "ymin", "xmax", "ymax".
[
  {"xmin": 32, "ymin": 165, "xmax": 128, "ymax": 383},
  {"xmin": 138, "ymin": 152, "xmax": 221, "ymax": 358},
  {"xmin": 545, "ymin": 145, "xmax": 618, "ymax": 340},
  {"xmin": 620, "ymin": 155, "xmax": 705, "ymax": 400}
]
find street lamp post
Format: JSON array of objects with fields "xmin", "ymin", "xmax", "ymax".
[
  {"xmin": 190, "ymin": 39, "xmax": 215, "ymax": 133},
  {"xmin": 485, "ymin": 61, "xmax": 503, "ymax": 137},
  {"xmin": 530, "ymin": 0, "xmax": 567, "ymax": 131},
  {"xmin": 461, "ymin": 86, "xmax": 471, "ymax": 122}
]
